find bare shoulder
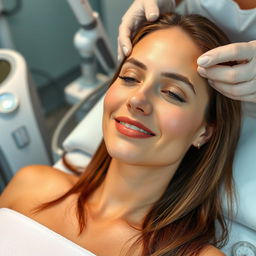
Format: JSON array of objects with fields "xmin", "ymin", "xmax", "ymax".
[
  {"xmin": 199, "ymin": 245, "xmax": 226, "ymax": 256},
  {"xmin": 0, "ymin": 165, "xmax": 79, "ymax": 209}
]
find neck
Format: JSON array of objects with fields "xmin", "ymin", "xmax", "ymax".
[{"xmin": 87, "ymin": 158, "xmax": 179, "ymax": 226}]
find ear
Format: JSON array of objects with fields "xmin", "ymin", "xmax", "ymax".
[{"xmin": 192, "ymin": 123, "xmax": 215, "ymax": 148}]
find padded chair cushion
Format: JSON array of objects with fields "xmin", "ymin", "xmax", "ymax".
[
  {"xmin": 63, "ymin": 95, "xmax": 104, "ymax": 156},
  {"xmin": 54, "ymin": 151, "xmax": 92, "ymax": 174},
  {"xmin": 231, "ymin": 115, "xmax": 256, "ymax": 230}
]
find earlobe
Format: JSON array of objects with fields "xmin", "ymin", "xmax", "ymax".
[
  {"xmin": 193, "ymin": 124, "xmax": 215, "ymax": 148},
  {"xmin": 202, "ymin": 124, "xmax": 215, "ymax": 143}
]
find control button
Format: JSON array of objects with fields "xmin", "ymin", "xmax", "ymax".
[
  {"xmin": 12, "ymin": 126, "xmax": 30, "ymax": 149},
  {"xmin": 232, "ymin": 241, "xmax": 256, "ymax": 256},
  {"xmin": 0, "ymin": 92, "xmax": 19, "ymax": 113}
]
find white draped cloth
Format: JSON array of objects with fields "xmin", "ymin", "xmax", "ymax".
[{"xmin": 0, "ymin": 208, "xmax": 96, "ymax": 256}]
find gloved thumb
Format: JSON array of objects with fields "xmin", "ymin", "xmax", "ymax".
[{"xmin": 144, "ymin": 0, "xmax": 160, "ymax": 21}]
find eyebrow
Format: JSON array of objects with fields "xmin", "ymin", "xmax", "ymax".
[{"xmin": 125, "ymin": 58, "xmax": 197, "ymax": 95}]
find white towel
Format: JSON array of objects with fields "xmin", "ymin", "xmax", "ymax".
[{"xmin": 0, "ymin": 208, "xmax": 96, "ymax": 256}]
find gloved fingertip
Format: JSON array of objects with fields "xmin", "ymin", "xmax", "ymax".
[
  {"xmin": 118, "ymin": 51, "xmax": 125, "ymax": 63},
  {"xmin": 148, "ymin": 13, "xmax": 158, "ymax": 21},
  {"xmin": 197, "ymin": 56, "xmax": 211, "ymax": 67},
  {"xmin": 123, "ymin": 46, "xmax": 130, "ymax": 56},
  {"xmin": 197, "ymin": 67, "xmax": 207, "ymax": 78}
]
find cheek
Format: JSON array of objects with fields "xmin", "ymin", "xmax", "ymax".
[
  {"xmin": 104, "ymin": 83, "xmax": 124, "ymax": 114},
  {"xmin": 103, "ymin": 83, "xmax": 126, "ymax": 135},
  {"xmin": 159, "ymin": 106, "xmax": 200, "ymax": 137}
]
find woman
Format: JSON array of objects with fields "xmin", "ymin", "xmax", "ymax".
[{"xmin": 0, "ymin": 13, "xmax": 241, "ymax": 256}]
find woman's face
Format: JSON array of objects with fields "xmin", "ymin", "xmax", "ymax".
[{"xmin": 103, "ymin": 27, "xmax": 212, "ymax": 167}]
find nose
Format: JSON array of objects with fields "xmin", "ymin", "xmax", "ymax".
[{"xmin": 126, "ymin": 88, "xmax": 153, "ymax": 115}]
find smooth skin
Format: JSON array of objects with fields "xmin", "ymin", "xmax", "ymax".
[
  {"xmin": 118, "ymin": 0, "xmax": 256, "ymax": 103},
  {"xmin": 1, "ymin": 27, "xmax": 224, "ymax": 256}
]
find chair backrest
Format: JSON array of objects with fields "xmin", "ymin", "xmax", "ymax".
[
  {"xmin": 63, "ymin": 95, "xmax": 104, "ymax": 156},
  {"xmin": 221, "ymin": 115, "xmax": 256, "ymax": 254}
]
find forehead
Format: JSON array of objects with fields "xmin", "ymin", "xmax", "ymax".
[{"xmin": 131, "ymin": 27, "xmax": 202, "ymax": 73}]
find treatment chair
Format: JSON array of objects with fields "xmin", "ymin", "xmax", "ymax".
[{"xmin": 53, "ymin": 89, "xmax": 256, "ymax": 256}]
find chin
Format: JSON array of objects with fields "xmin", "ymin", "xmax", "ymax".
[{"xmin": 105, "ymin": 140, "xmax": 146, "ymax": 165}]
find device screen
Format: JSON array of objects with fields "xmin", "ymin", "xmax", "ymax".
[{"xmin": 0, "ymin": 60, "xmax": 11, "ymax": 84}]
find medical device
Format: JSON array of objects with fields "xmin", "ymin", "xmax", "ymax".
[
  {"xmin": 65, "ymin": 0, "xmax": 116, "ymax": 110},
  {"xmin": 0, "ymin": 49, "xmax": 52, "ymax": 192},
  {"xmin": 0, "ymin": 0, "xmax": 16, "ymax": 49}
]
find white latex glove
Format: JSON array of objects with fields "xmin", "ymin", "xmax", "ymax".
[
  {"xmin": 117, "ymin": 0, "xmax": 176, "ymax": 61},
  {"xmin": 197, "ymin": 40, "xmax": 256, "ymax": 103}
]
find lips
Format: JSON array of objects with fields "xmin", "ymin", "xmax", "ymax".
[{"xmin": 114, "ymin": 116, "xmax": 156, "ymax": 137}]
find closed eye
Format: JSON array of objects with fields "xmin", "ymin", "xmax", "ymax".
[
  {"xmin": 161, "ymin": 90, "xmax": 186, "ymax": 103},
  {"xmin": 118, "ymin": 76, "xmax": 186, "ymax": 103},
  {"xmin": 118, "ymin": 75, "xmax": 140, "ymax": 83}
]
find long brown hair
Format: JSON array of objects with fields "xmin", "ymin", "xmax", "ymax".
[{"xmin": 33, "ymin": 13, "xmax": 241, "ymax": 256}]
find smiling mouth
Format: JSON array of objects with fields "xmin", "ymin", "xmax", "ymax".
[
  {"xmin": 114, "ymin": 117, "xmax": 156, "ymax": 138},
  {"xmin": 118, "ymin": 120, "xmax": 153, "ymax": 135}
]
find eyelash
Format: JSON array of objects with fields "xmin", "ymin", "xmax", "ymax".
[
  {"xmin": 118, "ymin": 75, "xmax": 139, "ymax": 83},
  {"xmin": 161, "ymin": 90, "xmax": 186, "ymax": 103},
  {"xmin": 118, "ymin": 75, "xmax": 186, "ymax": 103}
]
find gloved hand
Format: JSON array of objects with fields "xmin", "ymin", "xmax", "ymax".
[
  {"xmin": 117, "ymin": 0, "xmax": 176, "ymax": 61},
  {"xmin": 197, "ymin": 40, "xmax": 256, "ymax": 103}
]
